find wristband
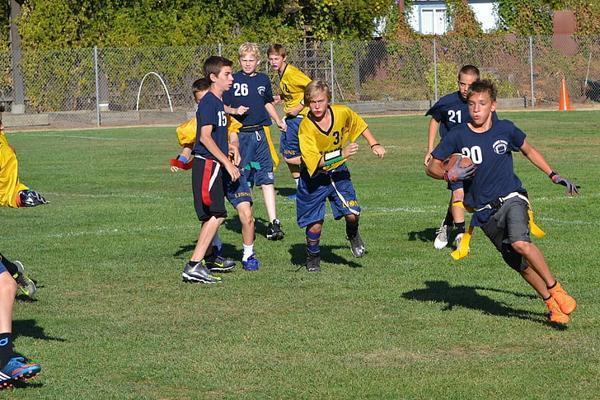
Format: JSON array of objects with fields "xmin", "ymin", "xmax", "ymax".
[
  {"xmin": 324, "ymin": 149, "xmax": 344, "ymax": 166},
  {"xmin": 548, "ymin": 171, "xmax": 558, "ymax": 179},
  {"xmin": 370, "ymin": 143, "xmax": 380, "ymax": 149},
  {"xmin": 177, "ymin": 155, "xmax": 189, "ymax": 163}
]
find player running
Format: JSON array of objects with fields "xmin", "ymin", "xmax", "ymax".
[
  {"xmin": 427, "ymin": 79, "xmax": 579, "ymax": 324},
  {"xmin": 292, "ymin": 80, "xmax": 385, "ymax": 272}
]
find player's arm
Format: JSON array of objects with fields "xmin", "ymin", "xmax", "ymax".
[
  {"xmin": 425, "ymin": 118, "xmax": 440, "ymax": 166},
  {"xmin": 199, "ymin": 124, "xmax": 240, "ymax": 181},
  {"xmin": 265, "ymin": 102, "xmax": 286, "ymax": 132},
  {"xmin": 224, "ymin": 105, "xmax": 249, "ymax": 116},
  {"xmin": 360, "ymin": 128, "xmax": 385, "ymax": 158},
  {"xmin": 426, "ymin": 157, "xmax": 446, "ymax": 180},
  {"xmin": 286, "ymin": 103, "xmax": 305, "ymax": 117},
  {"xmin": 520, "ymin": 140, "xmax": 579, "ymax": 195},
  {"xmin": 228, "ymin": 131, "xmax": 241, "ymax": 166}
]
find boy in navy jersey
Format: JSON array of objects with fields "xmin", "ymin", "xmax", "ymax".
[
  {"xmin": 427, "ymin": 79, "xmax": 579, "ymax": 324},
  {"xmin": 223, "ymin": 43, "xmax": 287, "ymax": 241},
  {"xmin": 182, "ymin": 56, "xmax": 242, "ymax": 284},
  {"xmin": 425, "ymin": 65, "xmax": 480, "ymax": 251}
]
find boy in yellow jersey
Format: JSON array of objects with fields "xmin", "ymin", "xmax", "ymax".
[
  {"xmin": 292, "ymin": 81, "xmax": 385, "ymax": 272},
  {"xmin": 267, "ymin": 44, "xmax": 312, "ymax": 197},
  {"xmin": 0, "ymin": 117, "xmax": 43, "ymax": 298}
]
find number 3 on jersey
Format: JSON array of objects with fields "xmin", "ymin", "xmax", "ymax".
[
  {"xmin": 233, "ymin": 83, "xmax": 248, "ymax": 97},
  {"xmin": 461, "ymin": 146, "xmax": 482, "ymax": 164}
]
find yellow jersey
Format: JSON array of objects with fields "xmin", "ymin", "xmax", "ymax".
[
  {"xmin": 175, "ymin": 115, "xmax": 242, "ymax": 148},
  {"xmin": 279, "ymin": 64, "xmax": 311, "ymax": 116},
  {"xmin": 0, "ymin": 130, "xmax": 29, "ymax": 207},
  {"xmin": 298, "ymin": 104, "xmax": 368, "ymax": 176}
]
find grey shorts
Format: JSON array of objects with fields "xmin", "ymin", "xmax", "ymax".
[{"xmin": 481, "ymin": 197, "xmax": 531, "ymax": 272}]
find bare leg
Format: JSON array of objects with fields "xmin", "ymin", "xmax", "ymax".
[
  {"xmin": 261, "ymin": 184, "xmax": 277, "ymax": 222},
  {"xmin": 191, "ymin": 217, "xmax": 224, "ymax": 262},
  {"xmin": 0, "ymin": 272, "xmax": 16, "ymax": 333},
  {"xmin": 236, "ymin": 202, "xmax": 255, "ymax": 246}
]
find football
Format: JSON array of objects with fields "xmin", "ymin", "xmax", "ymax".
[{"xmin": 443, "ymin": 153, "xmax": 473, "ymax": 171}]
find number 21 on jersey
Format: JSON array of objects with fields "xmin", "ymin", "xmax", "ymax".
[{"xmin": 448, "ymin": 110, "xmax": 461, "ymax": 123}]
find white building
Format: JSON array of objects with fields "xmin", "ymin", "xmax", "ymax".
[{"xmin": 407, "ymin": 0, "xmax": 499, "ymax": 35}]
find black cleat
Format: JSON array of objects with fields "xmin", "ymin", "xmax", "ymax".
[
  {"xmin": 306, "ymin": 251, "xmax": 321, "ymax": 272},
  {"xmin": 205, "ymin": 254, "xmax": 235, "ymax": 272},
  {"xmin": 347, "ymin": 233, "xmax": 365, "ymax": 257},
  {"xmin": 266, "ymin": 219, "xmax": 285, "ymax": 240}
]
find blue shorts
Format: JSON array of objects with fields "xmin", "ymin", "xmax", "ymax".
[
  {"xmin": 225, "ymin": 170, "xmax": 253, "ymax": 208},
  {"xmin": 280, "ymin": 115, "xmax": 303, "ymax": 159},
  {"xmin": 447, "ymin": 180, "xmax": 464, "ymax": 191},
  {"xmin": 296, "ymin": 164, "xmax": 361, "ymax": 228},
  {"xmin": 239, "ymin": 128, "xmax": 274, "ymax": 186},
  {"xmin": 0, "ymin": 261, "xmax": 6, "ymax": 274}
]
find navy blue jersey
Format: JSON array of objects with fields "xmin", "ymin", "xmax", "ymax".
[
  {"xmin": 193, "ymin": 91, "xmax": 229, "ymax": 160},
  {"xmin": 431, "ymin": 119, "xmax": 527, "ymax": 226},
  {"xmin": 223, "ymin": 72, "xmax": 274, "ymax": 128},
  {"xmin": 426, "ymin": 91, "xmax": 470, "ymax": 138}
]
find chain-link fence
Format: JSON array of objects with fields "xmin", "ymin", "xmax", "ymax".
[{"xmin": 1, "ymin": 35, "xmax": 599, "ymax": 128}]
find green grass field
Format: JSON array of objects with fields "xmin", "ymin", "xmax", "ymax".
[{"xmin": 1, "ymin": 111, "xmax": 599, "ymax": 399}]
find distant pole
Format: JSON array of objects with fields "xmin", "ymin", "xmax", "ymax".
[
  {"xmin": 529, "ymin": 36, "xmax": 535, "ymax": 108},
  {"xmin": 9, "ymin": 0, "xmax": 25, "ymax": 114},
  {"xmin": 94, "ymin": 47, "xmax": 101, "ymax": 127},
  {"xmin": 330, "ymin": 41, "xmax": 335, "ymax": 103},
  {"xmin": 433, "ymin": 38, "xmax": 439, "ymax": 101}
]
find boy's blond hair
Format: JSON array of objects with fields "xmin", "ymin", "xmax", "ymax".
[
  {"xmin": 304, "ymin": 80, "xmax": 329, "ymax": 105},
  {"xmin": 239, "ymin": 42, "xmax": 261, "ymax": 60}
]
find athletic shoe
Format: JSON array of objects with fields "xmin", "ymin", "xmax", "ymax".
[
  {"xmin": 266, "ymin": 219, "xmax": 285, "ymax": 241},
  {"xmin": 434, "ymin": 221, "xmax": 450, "ymax": 250},
  {"xmin": 544, "ymin": 297, "xmax": 570, "ymax": 324},
  {"xmin": 182, "ymin": 261, "xmax": 222, "ymax": 284},
  {"xmin": 453, "ymin": 233, "xmax": 464, "ymax": 250},
  {"xmin": 549, "ymin": 282, "xmax": 577, "ymax": 315},
  {"xmin": 18, "ymin": 190, "xmax": 48, "ymax": 207},
  {"xmin": 205, "ymin": 254, "xmax": 235, "ymax": 273},
  {"xmin": 12, "ymin": 261, "xmax": 37, "ymax": 299},
  {"xmin": 0, "ymin": 356, "xmax": 41, "ymax": 389},
  {"xmin": 347, "ymin": 233, "xmax": 365, "ymax": 258},
  {"xmin": 242, "ymin": 254, "xmax": 260, "ymax": 271},
  {"xmin": 306, "ymin": 251, "xmax": 321, "ymax": 272}
]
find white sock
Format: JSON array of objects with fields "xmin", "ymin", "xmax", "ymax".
[
  {"xmin": 242, "ymin": 243, "xmax": 254, "ymax": 261},
  {"xmin": 294, "ymin": 178, "xmax": 299, "ymax": 187}
]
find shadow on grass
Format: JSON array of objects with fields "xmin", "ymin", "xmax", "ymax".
[
  {"xmin": 402, "ymin": 280, "xmax": 567, "ymax": 329},
  {"xmin": 289, "ymin": 243, "xmax": 362, "ymax": 271},
  {"xmin": 276, "ymin": 187, "xmax": 296, "ymax": 198},
  {"xmin": 407, "ymin": 227, "xmax": 438, "ymax": 243},
  {"xmin": 13, "ymin": 319, "xmax": 66, "ymax": 342}
]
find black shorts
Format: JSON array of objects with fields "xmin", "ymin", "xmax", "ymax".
[
  {"xmin": 192, "ymin": 157, "xmax": 227, "ymax": 221},
  {"xmin": 481, "ymin": 197, "xmax": 531, "ymax": 272}
]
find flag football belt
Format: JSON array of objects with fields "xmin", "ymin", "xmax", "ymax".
[
  {"xmin": 239, "ymin": 124, "xmax": 263, "ymax": 132},
  {"xmin": 475, "ymin": 192, "xmax": 529, "ymax": 212}
]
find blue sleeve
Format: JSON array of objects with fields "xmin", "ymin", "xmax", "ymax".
[
  {"xmin": 509, "ymin": 123, "xmax": 526, "ymax": 150},
  {"xmin": 263, "ymin": 77, "xmax": 274, "ymax": 104},
  {"xmin": 197, "ymin": 99, "xmax": 217, "ymax": 127},
  {"xmin": 425, "ymin": 101, "xmax": 444, "ymax": 122},
  {"xmin": 431, "ymin": 133, "xmax": 458, "ymax": 161}
]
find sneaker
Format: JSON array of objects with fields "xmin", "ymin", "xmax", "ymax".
[
  {"xmin": 205, "ymin": 254, "xmax": 235, "ymax": 273},
  {"xmin": 12, "ymin": 261, "xmax": 37, "ymax": 298},
  {"xmin": 182, "ymin": 261, "xmax": 222, "ymax": 284},
  {"xmin": 266, "ymin": 219, "xmax": 285, "ymax": 241},
  {"xmin": 549, "ymin": 282, "xmax": 577, "ymax": 315},
  {"xmin": 306, "ymin": 251, "xmax": 321, "ymax": 272},
  {"xmin": 453, "ymin": 233, "xmax": 464, "ymax": 249},
  {"xmin": 544, "ymin": 297, "xmax": 570, "ymax": 324},
  {"xmin": 347, "ymin": 233, "xmax": 365, "ymax": 258},
  {"xmin": 242, "ymin": 254, "xmax": 260, "ymax": 271},
  {"xmin": 0, "ymin": 356, "xmax": 41, "ymax": 389},
  {"xmin": 18, "ymin": 190, "xmax": 48, "ymax": 207},
  {"xmin": 434, "ymin": 221, "xmax": 450, "ymax": 250}
]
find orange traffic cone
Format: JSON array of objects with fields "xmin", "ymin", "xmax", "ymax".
[{"xmin": 558, "ymin": 78, "xmax": 573, "ymax": 111}]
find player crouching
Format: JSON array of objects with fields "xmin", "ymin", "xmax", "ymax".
[{"xmin": 292, "ymin": 80, "xmax": 385, "ymax": 272}]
